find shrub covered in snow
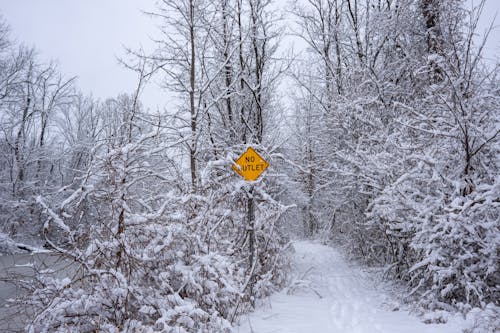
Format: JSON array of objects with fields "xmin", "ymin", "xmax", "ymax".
[
  {"xmin": 409, "ymin": 178, "xmax": 500, "ymax": 311},
  {"xmin": 19, "ymin": 93, "xmax": 291, "ymax": 332}
]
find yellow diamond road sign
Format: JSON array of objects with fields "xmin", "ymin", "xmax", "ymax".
[{"xmin": 232, "ymin": 147, "xmax": 269, "ymax": 181}]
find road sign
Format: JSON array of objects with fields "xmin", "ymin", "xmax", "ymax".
[{"xmin": 232, "ymin": 147, "xmax": 269, "ymax": 181}]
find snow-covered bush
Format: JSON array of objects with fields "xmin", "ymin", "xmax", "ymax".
[
  {"xmin": 25, "ymin": 219, "xmax": 241, "ymax": 332},
  {"xmin": 20, "ymin": 91, "xmax": 291, "ymax": 331},
  {"xmin": 200, "ymin": 153, "xmax": 292, "ymax": 304},
  {"xmin": 366, "ymin": 155, "xmax": 452, "ymax": 274},
  {"xmin": 409, "ymin": 178, "xmax": 500, "ymax": 311},
  {"xmin": 463, "ymin": 303, "xmax": 500, "ymax": 333}
]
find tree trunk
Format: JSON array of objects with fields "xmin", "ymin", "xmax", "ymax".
[{"xmin": 189, "ymin": 0, "xmax": 197, "ymax": 191}]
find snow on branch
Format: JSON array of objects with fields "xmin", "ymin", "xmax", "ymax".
[{"xmin": 36, "ymin": 195, "xmax": 71, "ymax": 233}]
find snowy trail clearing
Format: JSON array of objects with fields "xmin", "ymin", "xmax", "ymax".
[{"xmin": 237, "ymin": 240, "xmax": 463, "ymax": 333}]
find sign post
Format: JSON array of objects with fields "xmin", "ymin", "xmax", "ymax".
[
  {"xmin": 232, "ymin": 147, "xmax": 269, "ymax": 308},
  {"xmin": 247, "ymin": 186, "xmax": 256, "ymax": 307}
]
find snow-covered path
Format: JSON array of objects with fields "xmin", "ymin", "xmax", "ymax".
[{"xmin": 237, "ymin": 240, "xmax": 463, "ymax": 333}]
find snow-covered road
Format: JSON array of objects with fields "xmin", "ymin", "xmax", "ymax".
[{"xmin": 237, "ymin": 240, "xmax": 464, "ymax": 333}]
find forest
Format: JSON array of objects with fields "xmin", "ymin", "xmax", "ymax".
[{"xmin": 0, "ymin": 0, "xmax": 498, "ymax": 332}]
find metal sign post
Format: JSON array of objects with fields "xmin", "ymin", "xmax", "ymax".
[
  {"xmin": 232, "ymin": 147, "xmax": 268, "ymax": 308},
  {"xmin": 247, "ymin": 185, "xmax": 256, "ymax": 308}
]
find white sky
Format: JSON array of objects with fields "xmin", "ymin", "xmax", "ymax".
[
  {"xmin": 0, "ymin": 0, "xmax": 166, "ymax": 110},
  {"xmin": 0, "ymin": 0, "xmax": 498, "ymax": 110}
]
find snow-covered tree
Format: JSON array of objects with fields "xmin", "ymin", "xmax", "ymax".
[{"xmin": 290, "ymin": 0, "xmax": 499, "ymax": 317}]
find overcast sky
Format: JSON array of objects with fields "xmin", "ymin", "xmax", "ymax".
[
  {"xmin": 0, "ymin": 0, "xmax": 498, "ymax": 110},
  {"xmin": 0, "ymin": 0, "xmax": 166, "ymax": 109}
]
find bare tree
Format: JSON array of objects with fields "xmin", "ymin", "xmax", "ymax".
[{"xmin": 145, "ymin": 0, "xmax": 218, "ymax": 191}]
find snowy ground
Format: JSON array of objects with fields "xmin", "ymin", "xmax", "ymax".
[{"xmin": 237, "ymin": 240, "xmax": 466, "ymax": 333}]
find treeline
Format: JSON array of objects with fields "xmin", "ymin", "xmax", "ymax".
[
  {"xmin": 288, "ymin": 0, "xmax": 499, "ymax": 319},
  {"xmin": 0, "ymin": 1, "xmax": 291, "ymax": 331}
]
